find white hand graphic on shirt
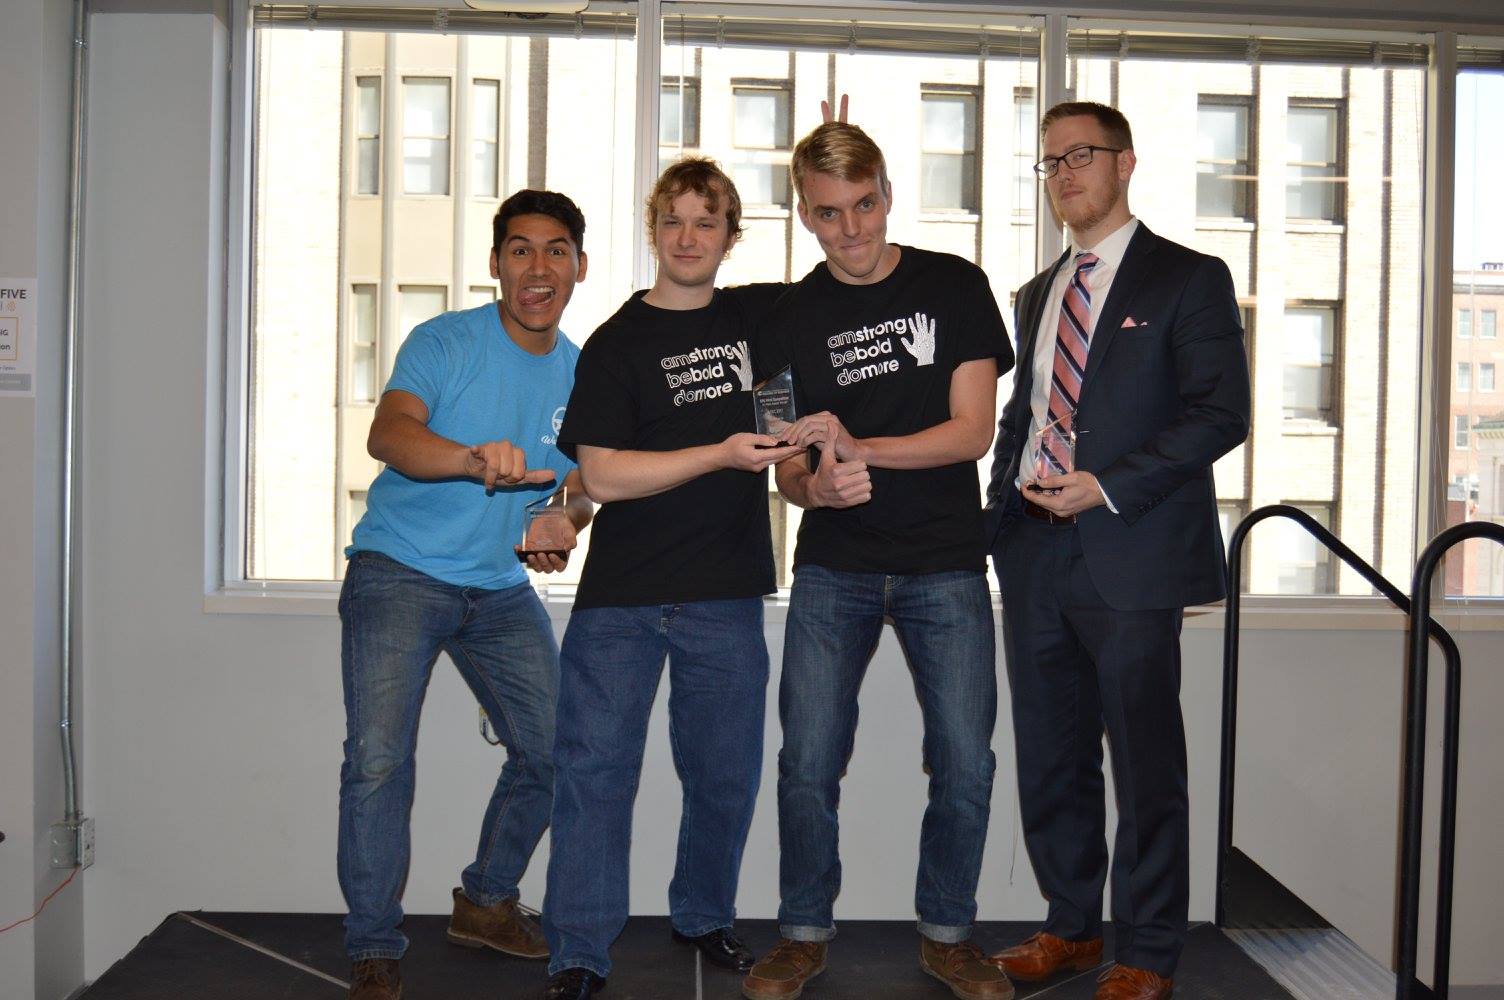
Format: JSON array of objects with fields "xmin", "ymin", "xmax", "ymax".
[
  {"xmin": 901, "ymin": 312, "xmax": 936, "ymax": 366},
  {"xmin": 730, "ymin": 340, "xmax": 754, "ymax": 391}
]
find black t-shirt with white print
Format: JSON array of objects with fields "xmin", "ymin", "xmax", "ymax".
[
  {"xmin": 559, "ymin": 284, "xmax": 787, "ymax": 610},
  {"xmin": 756, "ymin": 246, "xmax": 1013, "ymax": 575}
]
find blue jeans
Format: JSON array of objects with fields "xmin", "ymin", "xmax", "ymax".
[
  {"xmin": 337, "ymin": 551, "xmax": 558, "ymax": 961},
  {"xmin": 776, "ymin": 566, "xmax": 997, "ymax": 944},
  {"xmin": 543, "ymin": 599, "xmax": 770, "ymax": 978}
]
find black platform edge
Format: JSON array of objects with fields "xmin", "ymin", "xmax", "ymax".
[
  {"xmin": 1220, "ymin": 847, "xmax": 1333, "ymax": 931},
  {"xmin": 81, "ymin": 912, "xmax": 1296, "ymax": 1000}
]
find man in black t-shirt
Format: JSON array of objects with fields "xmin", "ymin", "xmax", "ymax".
[
  {"xmin": 539, "ymin": 158, "xmax": 819, "ymax": 1000},
  {"xmin": 742, "ymin": 123, "xmax": 1017, "ymax": 1000}
]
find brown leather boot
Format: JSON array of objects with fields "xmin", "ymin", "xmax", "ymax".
[
  {"xmin": 988, "ymin": 931, "xmax": 1103, "ymax": 982},
  {"xmin": 920, "ymin": 937, "xmax": 1015, "ymax": 999},
  {"xmin": 445, "ymin": 886, "xmax": 548, "ymax": 958},
  {"xmin": 1094, "ymin": 964, "xmax": 1173, "ymax": 999},
  {"xmin": 741, "ymin": 939, "xmax": 827, "ymax": 1000},
  {"xmin": 348, "ymin": 958, "xmax": 401, "ymax": 999}
]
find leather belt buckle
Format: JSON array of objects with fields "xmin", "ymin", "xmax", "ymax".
[{"xmin": 1023, "ymin": 497, "xmax": 1076, "ymax": 526}]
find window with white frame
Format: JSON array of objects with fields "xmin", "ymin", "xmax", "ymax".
[
  {"xmin": 1272, "ymin": 502, "xmax": 1337, "ymax": 594},
  {"xmin": 919, "ymin": 88, "xmax": 978, "ymax": 212},
  {"xmin": 1485, "ymin": 309, "xmax": 1499, "ymax": 338},
  {"xmin": 469, "ymin": 285, "xmax": 496, "ymax": 308},
  {"xmin": 1482, "ymin": 363, "xmax": 1496, "ymax": 392},
  {"xmin": 1456, "ymin": 414, "xmax": 1471, "ymax": 448},
  {"xmin": 1197, "ymin": 96, "xmax": 1252, "ymax": 219},
  {"xmin": 355, "ymin": 76, "xmax": 381, "ymax": 195},
  {"xmin": 1459, "ymin": 309, "xmax": 1473, "ymax": 337},
  {"xmin": 1458, "ymin": 361, "xmax": 1473, "ymax": 392},
  {"xmin": 1287, "ymin": 101, "xmax": 1343, "ymax": 222},
  {"xmin": 403, "ymin": 77, "xmax": 451, "ymax": 196},
  {"xmin": 350, "ymin": 284, "xmax": 378, "ymax": 404},
  {"xmin": 1013, "ymin": 88, "xmax": 1037, "ymax": 218},
  {"xmin": 1283, "ymin": 304, "xmax": 1337, "ymax": 422},
  {"xmin": 471, "ymin": 79, "xmax": 500, "ymax": 199},
  {"xmin": 730, "ymin": 83, "xmax": 791, "ymax": 208}
]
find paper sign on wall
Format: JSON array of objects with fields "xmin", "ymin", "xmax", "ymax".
[{"xmin": 0, "ymin": 278, "xmax": 37, "ymax": 396}]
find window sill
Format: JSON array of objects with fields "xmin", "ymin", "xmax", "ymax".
[
  {"xmin": 742, "ymin": 206, "xmax": 791, "ymax": 220},
  {"xmin": 203, "ymin": 586, "xmax": 1504, "ymax": 630},
  {"xmin": 1195, "ymin": 218, "xmax": 1255, "ymax": 232},
  {"xmin": 1284, "ymin": 221, "xmax": 1345, "ymax": 235},
  {"xmin": 917, "ymin": 211, "xmax": 981, "ymax": 223},
  {"xmin": 1281, "ymin": 420, "xmax": 1340, "ymax": 436}
]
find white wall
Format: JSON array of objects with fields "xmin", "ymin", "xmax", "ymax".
[
  {"xmin": 0, "ymin": 0, "xmax": 85, "ymax": 997},
  {"xmin": 54, "ymin": 0, "xmax": 1504, "ymax": 995}
]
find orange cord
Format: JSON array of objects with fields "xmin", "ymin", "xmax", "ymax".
[{"xmin": 0, "ymin": 867, "xmax": 80, "ymax": 935}]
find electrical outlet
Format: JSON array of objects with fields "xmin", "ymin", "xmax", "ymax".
[{"xmin": 49, "ymin": 818, "xmax": 95, "ymax": 870}]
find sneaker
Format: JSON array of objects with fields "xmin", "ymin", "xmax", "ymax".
[{"xmin": 446, "ymin": 886, "xmax": 549, "ymax": 959}]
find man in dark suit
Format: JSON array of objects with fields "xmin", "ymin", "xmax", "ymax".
[{"xmin": 982, "ymin": 102, "xmax": 1250, "ymax": 1000}]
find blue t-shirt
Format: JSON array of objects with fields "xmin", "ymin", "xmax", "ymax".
[{"xmin": 348, "ymin": 303, "xmax": 579, "ymax": 589}]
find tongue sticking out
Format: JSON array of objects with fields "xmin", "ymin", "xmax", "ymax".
[{"xmin": 516, "ymin": 287, "xmax": 554, "ymax": 308}]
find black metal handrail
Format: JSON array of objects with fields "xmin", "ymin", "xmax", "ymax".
[
  {"xmin": 1215, "ymin": 504, "xmax": 1462, "ymax": 1000},
  {"xmin": 1396, "ymin": 521, "xmax": 1504, "ymax": 1000}
]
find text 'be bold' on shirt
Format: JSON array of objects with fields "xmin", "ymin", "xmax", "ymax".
[
  {"xmin": 756, "ymin": 247, "xmax": 1013, "ymax": 575},
  {"xmin": 559, "ymin": 285, "xmax": 788, "ymax": 610}
]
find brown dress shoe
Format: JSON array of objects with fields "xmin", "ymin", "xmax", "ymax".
[
  {"xmin": 741, "ymin": 939, "xmax": 827, "ymax": 1000},
  {"xmin": 348, "ymin": 958, "xmax": 401, "ymax": 1000},
  {"xmin": 446, "ymin": 886, "xmax": 549, "ymax": 958},
  {"xmin": 988, "ymin": 931, "xmax": 1103, "ymax": 982},
  {"xmin": 1093, "ymin": 964, "xmax": 1173, "ymax": 999},
  {"xmin": 920, "ymin": 938, "xmax": 1015, "ymax": 1000}
]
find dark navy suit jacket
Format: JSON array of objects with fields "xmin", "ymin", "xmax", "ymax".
[{"xmin": 984, "ymin": 224, "xmax": 1251, "ymax": 611}]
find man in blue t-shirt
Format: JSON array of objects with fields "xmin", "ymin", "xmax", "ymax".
[{"xmin": 339, "ymin": 190, "xmax": 594, "ymax": 1000}]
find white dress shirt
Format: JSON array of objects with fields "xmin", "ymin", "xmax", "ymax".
[{"xmin": 1018, "ymin": 217, "xmax": 1140, "ymax": 512}]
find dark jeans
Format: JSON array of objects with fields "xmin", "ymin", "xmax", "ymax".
[
  {"xmin": 543, "ymin": 599, "xmax": 770, "ymax": 978},
  {"xmin": 776, "ymin": 565, "xmax": 997, "ymax": 943},
  {"xmin": 337, "ymin": 551, "xmax": 558, "ymax": 960}
]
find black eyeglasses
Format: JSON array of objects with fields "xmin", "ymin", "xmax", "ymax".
[{"xmin": 1033, "ymin": 145, "xmax": 1124, "ymax": 179}]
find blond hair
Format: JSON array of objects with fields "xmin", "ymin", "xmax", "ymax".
[
  {"xmin": 789, "ymin": 122, "xmax": 890, "ymax": 207},
  {"xmin": 645, "ymin": 156, "xmax": 744, "ymax": 247}
]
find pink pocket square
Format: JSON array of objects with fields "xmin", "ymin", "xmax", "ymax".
[{"xmin": 1121, "ymin": 316, "xmax": 1147, "ymax": 329}]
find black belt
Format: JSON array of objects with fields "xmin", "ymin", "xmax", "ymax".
[{"xmin": 1022, "ymin": 496, "xmax": 1076, "ymax": 525}]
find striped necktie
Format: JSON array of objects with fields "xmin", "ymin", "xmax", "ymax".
[{"xmin": 1041, "ymin": 251, "xmax": 1100, "ymax": 475}]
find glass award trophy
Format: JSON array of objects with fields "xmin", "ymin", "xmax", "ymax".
[
  {"xmin": 1026, "ymin": 414, "xmax": 1076, "ymax": 493},
  {"xmin": 753, "ymin": 367, "xmax": 799, "ymax": 447},
  {"xmin": 517, "ymin": 487, "xmax": 569, "ymax": 562}
]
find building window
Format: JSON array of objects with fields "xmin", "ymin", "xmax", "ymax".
[
  {"xmin": 355, "ymin": 77, "xmax": 381, "ymax": 196},
  {"xmin": 1458, "ymin": 361, "xmax": 1473, "ymax": 392},
  {"xmin": 469, "ymin": 285, "xmax": 496, "ymax": 308},
  {"xmin": 1274, "ymin": 503, "xmax": 1337, "ymax": 594},
  {"xmin": 1455, "ymin": 414, "xmax": 1470, "ymax": 449},
  {"xmin": 1481, "ymin": 363, "xmax": 1496, "ymax": 392},
  {"xmin": 1197, "ymin": 96, "xmax": 1252, "ymax": 219},
  {"xmin": 348, "ymin": 490, "xmax": 368, "ymax": 545},
  {"xmin": 660, "ymin": 77, "xmax": 700, "ymax": 149},
  {"xmin": 398, "ymin": 285, "xmax": 447, "ymax": 346},
  {"xmin": 471, "ymin": 79, "xmax": 499, "ymax": 198},
  {"xmin": 730, "ymin": 84, "xmax": 791, "ymax": 207},
  {"xmin": 1014, "ymin": 88, "xmax": 1037, "ymax": 218},
  {"xmin": 1459, "ymin": 309, "xmax": 1473, "ymax": 338},
  {"xmin": 1286, "ymin": 101, "xmax": 1342, "ymax": 221},
  {"xmin": 403, "ymin": 77, "xmax": 451, "ymax": 195},
  {"xmin": 919, "ymin": 88, "xmax": 978, "ymax": 212},
  {"xmin": 1283, "ymin": 304, "xmax": 1337, "ymax": 422},
  {"xmin": 1484, "ymin": 310, "xmax": 1498, "ymax": 339},
  {"xmin": 351, "ymin": 284, "xmax": 378, "ymax": 403}
]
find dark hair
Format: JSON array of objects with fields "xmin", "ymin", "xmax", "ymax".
[
  {"xmin": 647, "ymin": 156, "xmax": 744, "ymax": 245},
  {"xmin": 1039, "ymin": 101, "xmax": 1134, "ymax": 150},
  {"xmin": 492, "ymin": 189, "xmax": 586, "ymax": 255}
]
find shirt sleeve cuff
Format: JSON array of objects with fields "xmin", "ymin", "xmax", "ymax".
[{"xmin": 1097, "ymin": 478, "xmax": 1119, "ymax": 514}]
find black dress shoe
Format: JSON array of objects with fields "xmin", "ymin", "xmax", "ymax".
[
  {"xmin": 544, "ymin": 968, "xmax": 604, "ymax": 1000},
  {"xmin": 672, "ymin": 926, "xmax": 755, "ymax": 972}
]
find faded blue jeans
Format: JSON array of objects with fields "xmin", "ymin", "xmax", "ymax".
[
  {"xmin": 543, "ymin": 599, "xmax": 769, "ymax": 979},
  {"xmin": 776, "ymin": 566, "xmax": 997, "ymax": 944},
  {"xmin": 337, "ymin": 551, "xmax": 558, "ymax": 961}
]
